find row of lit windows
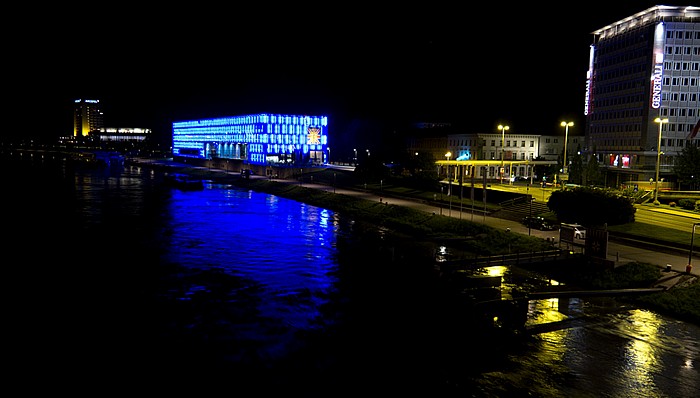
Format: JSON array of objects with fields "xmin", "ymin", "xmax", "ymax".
[
  {"xmin": 486, "ymin": 152, "xmax": 535, "ymax": 161},
  {"xmin": 587, "ymin": 118, "xmax": 698, "ymax": 135},
  {"xmin": 663, "ymin": 76, "xmax": 700, "ymax": 86},
  {"xmin": 487, "ymin": 140, "xmax": 536, "ymax": 148},
  {"xmin": 666, "ymin": 30, "xmax": 700, "ymax": 40},
  {"xmin": 665, "ymin": 61, "xmax": 700, "ymax": 71},
  {"xmin": 172, "ymin": 114, "xmax": 328, "ymax": 129},
  {"xmin": 665, "ymin": 46, "xmax": 700, "ymax": 55},
  {"xmin": 590, "ymin": 137, "xmax": 699, "ymax": 149}
]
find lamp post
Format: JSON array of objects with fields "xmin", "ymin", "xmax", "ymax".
[
  {"xmin": 446, "ymin": 151, "xmax": 452, "ymax": 216},
  {"xmin": 498, "ymin": 124, "xmax": 509, "ymax": 184},
  {"xmin": 560, "ymin": 121, "xmax": 574, "ymax": 175},
  {"xmin": 654, "ymin": 117, "xmax": 669, "ymax": 205},
  {"xmin": 353, "ymin": 148, "xmax": 357, "ymax": 165}
]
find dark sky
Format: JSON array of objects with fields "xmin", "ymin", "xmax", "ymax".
[{"xmin": 7, "ymin": 2, "xmax": 690, "ymax": 152}]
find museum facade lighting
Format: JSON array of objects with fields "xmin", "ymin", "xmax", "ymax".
[{"xmin": 172, "ymin": 113, "xmax": 328, "ymax": 166}]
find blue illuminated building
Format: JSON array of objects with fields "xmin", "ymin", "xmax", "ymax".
[{"xmin": 172, "ymin": 114, "xmax": 329, "ymax": 169}]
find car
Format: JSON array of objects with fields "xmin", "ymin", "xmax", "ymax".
[
  {"xmin": 521, "ymin": 216, "xmax": 556, "ymax": 231},
  {"xmin": 573, "ymin": 226, "xmax": 586, "ymax": 239},
  {"xmin": 561, "ymin": 223, "xmax": 587, "ymax": 239}
]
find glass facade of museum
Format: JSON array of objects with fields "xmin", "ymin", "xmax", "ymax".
[{"xmin": 172, "ymin": 113, "xmax": 329, "ymax": 166}]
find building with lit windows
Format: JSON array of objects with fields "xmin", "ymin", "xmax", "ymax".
[
  {"xmin": 172, "ymin": 113, "xmax": 329, "ymax": 174},
  {"xmin": 445, "ymin": 133, "xmax": 581, "ymax": 181},
  {"xmin": 73, "ymin": 99, "xmax": 104, "ymax": 137},
  {"xmin": 585, "ymin": 5, "xmax": 700, "ymax": 187},
  {"xmin": 93, "ymin": 127, "xmax": 152, "ymax": 143}
]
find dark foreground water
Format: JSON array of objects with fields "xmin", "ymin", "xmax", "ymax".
[{"xmin": 5, "ymin": 151, "xmax": 699, "ymax": 396}]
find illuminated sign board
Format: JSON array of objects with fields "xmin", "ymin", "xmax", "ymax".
[{"xmin": 650, "ymin": 62, "xmax": 663, "ymax": 109}]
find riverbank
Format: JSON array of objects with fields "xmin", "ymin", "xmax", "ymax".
[{"xmin": 127, "ymin": 157, "xmax": 699, "ymax": 325}]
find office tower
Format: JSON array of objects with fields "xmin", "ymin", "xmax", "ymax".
[
  {"xmin": 585, "ymin": 5, "xmax": 699, "ymax": 187},
  {"xmin": 73, "ymin": 99, "xmax": 104, "ymax": 137}
]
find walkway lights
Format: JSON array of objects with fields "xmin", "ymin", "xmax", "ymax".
[
  {"xmin": 498, "ymin": 124, "xmax": 509, "ymax": 184},
  {"xmin": 654, "ymin": 117, "xmax": 669, "ymax": 205}
]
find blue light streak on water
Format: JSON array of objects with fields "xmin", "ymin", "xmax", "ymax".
[{"xmin": 157, "ymin": 184, "xmax": 342, "ymax": 359}]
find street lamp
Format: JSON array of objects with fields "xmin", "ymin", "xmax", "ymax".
[
  {"xmin": 353, "ymin": 148, "xmax": 357, "ymax": 165},
  {"xmin": 446, "ymin": 151, "xmax": 452, "ymax": 216},
  {"xmin": 498, "ymin": 124, "xmax": 509, "ymax": 184},
  {"xmin": 560, "ymin": 121, "xmax": 574, "ymax": 175},
  {"xmin": 654, "ymin": 117, "xmax": 669, "ymax": 205}
]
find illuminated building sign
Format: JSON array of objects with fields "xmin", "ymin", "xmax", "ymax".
[
  {"xmin": 650, "ymin": 62, "xmax": 663, "ymax": 109},
  {"xmin": 650, "ymin": 22, "xmax": 665, "ymax": 110},
  {"xmin": 584, "ymin": 45, "xmax": 595, "ymax": 116},
  {"xmin": 172, "ymin": 113, "xmax": 328, "ymax": 166}
]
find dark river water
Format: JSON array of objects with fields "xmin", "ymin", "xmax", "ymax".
[{"xmin": 5, "ymin": 150, "xmax": 699, "ymax": 396}]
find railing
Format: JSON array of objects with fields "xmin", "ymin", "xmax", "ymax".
[{"xmin": 437, "ymin": 249, "xmax": 572, "ymax": 271}]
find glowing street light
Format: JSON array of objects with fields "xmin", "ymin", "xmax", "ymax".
[
  {"xmin": 560, "ymin": 121, "xmax": 574, "ymax": 175},
  {"xmin": 653, "ymin": 117, "xmax": 669, "ymax": 205},
  {"xmin": 446, "ymin": 151, "xmax": 452, "ymax": 216},
  {"xmin": 498, "ymin": 124, "xmax": 509, "ymax": 184}
]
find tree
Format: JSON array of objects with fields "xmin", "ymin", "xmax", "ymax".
[
  {"xmin": 672, "ymin": 145, "xmax": 700, "ymax": 190},
  {"xmin": 567, "ymin": 144, "xmax": 584, "ymax": 185},
  {"xmin": 548, "ymin": 186, "xmax": 635, "ymax": 226},
  {"xmin": 584, "ymin": 154, "xmax": 604, "ymax": 187}
]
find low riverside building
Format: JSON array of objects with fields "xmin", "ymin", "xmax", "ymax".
[{"xmin": 171, "ymin": 113, "xmax": 329, "ymax": 178}]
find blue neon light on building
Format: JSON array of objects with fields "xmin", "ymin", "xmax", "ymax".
[{"xmin": 172, "ymin": 113, "xmax": 329, "ymax": 166}]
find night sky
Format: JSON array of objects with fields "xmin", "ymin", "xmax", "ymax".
[{"xmin": 7, "ymin": 2, "xmax": 691, "ymax": 154}]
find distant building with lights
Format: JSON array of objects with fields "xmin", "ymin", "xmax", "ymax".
[
  {"xmin": 66, "ymin": 99, "xmax": 152, "ymax": 150},
  {"xmin": 93, "ymin": 127, "xmax": 152, "ymax": 143},
  {"xmin": 73, "ymin": 99, "xmax": 104, "ymax": 137},
  {"xmin": 585, "ymin": 5, "xmax": 700, "ymax": 187}
]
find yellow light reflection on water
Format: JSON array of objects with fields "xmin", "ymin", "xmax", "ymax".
[
  {"xmin": 617, "ymin": 309, "xmax": 663, "ymax": 393},
  {"xmin": 485, "ymin": 266, "xmax": 507, "ymax": 277}
]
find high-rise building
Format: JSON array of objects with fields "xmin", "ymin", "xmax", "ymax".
[
  {"xmin": 73, "ymin": 99, "xmax": 104, "ymax": 137},
  {"xmin": 584, "ymin": 5, "xmax": 700, "ymax": 187}
]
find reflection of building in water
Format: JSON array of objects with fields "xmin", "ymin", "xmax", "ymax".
[{"xmin": 172, "ymin": 113, "xmax": 328, "ymax": 168}]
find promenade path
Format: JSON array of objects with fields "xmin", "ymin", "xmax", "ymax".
[{"xmin": 129, "ymin": 157, "xmax": 699, "ymax": 278}]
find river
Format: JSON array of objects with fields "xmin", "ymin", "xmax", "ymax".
[{"xmin": 4, "ymin": 150, "xmax": 699, "ymax": 396}]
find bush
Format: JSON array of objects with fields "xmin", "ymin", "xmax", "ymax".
[{"xmin": 677, "ymin": 198, "xmax": 696, "ymax": 210}]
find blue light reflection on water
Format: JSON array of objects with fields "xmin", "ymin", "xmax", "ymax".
[{"xmin": 160, "ymin": 185, "xmax": 339, "ymax": 338}]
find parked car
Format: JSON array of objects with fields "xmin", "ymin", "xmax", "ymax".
[{"xmin": 521, "ymin": 216, "xmax": 556, "ymax": 231}]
